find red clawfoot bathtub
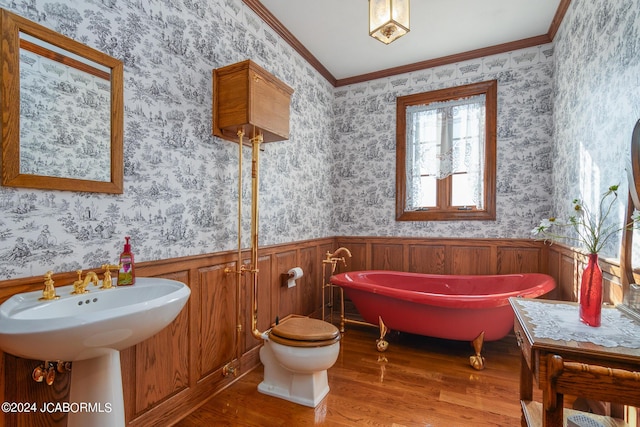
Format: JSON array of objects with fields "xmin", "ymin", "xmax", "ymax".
[{"xmin": 329, "ymin": 270, "xmax": 555, "ymax": 342}]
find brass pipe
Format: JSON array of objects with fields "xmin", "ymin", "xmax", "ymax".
[
  {"xmin": 236, "ymin": 129, "xmax": 244, "ymax": 277},
  {"xmin": 342, "ymin": 317, "xmax": 377, "ymax": 329},
  {"xmin": 235, "ymin": 129, "xmax": 244, "ymax": 360},
  {"xmin": 322, "ymin": 248, "xmax": 352, "ymax": 324},
  {"xmin": 322, "ymin": 258, "xmax": 327, "ymax": 322},
  {"xmin": 339, "ymin": 286, "xmax": 345, "ymax": 332},
  {"xmin": 250, "ymin": 132, "xmax": 264, "ymax": 340},
  {"xmin": 226, "ymin": 129, "xmax": 264, "ymax": 353}
]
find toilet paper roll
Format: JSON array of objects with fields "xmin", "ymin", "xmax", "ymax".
[{"xmin": 287, "ymin": 267, "xmax": 304, "ymax": 288}]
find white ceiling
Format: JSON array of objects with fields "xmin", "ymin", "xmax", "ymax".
[{"xmin": 259, "ymin": 0, "xmax": 562, "ymax": 81}]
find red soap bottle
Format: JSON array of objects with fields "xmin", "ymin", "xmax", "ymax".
[{"xmin": 118, "ymin": 236, "xmax": 135, "ymax": 286}]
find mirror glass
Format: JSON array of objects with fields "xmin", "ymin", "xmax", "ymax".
[
  {"xmin": 621, "ymin": 119, "xmax": 640, "ymax": 314},
  {"xmin": 1, "ymin": 9, "xmax": 123, "ymax": 193},
  {"xmin": 19, "ymin": 33, "xmax": 112, "ymax": 182},
  {"xmin": 628, "ymin": 119, "xmax": 640, "ymax": 210}
]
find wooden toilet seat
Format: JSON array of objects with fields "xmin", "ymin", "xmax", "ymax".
[{"xmin": 269, "ymin": 317, "xmax": 340, "ymax": 348}]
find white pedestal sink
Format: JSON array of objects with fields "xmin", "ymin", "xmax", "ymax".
[{"xmin": 0, "ymin": 277, "xmax": 190, "ymax": 427}]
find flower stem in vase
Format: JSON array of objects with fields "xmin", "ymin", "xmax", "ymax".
[{"xmin": 579, "ymin": 253, "xmax": 603, "ymax": 327}]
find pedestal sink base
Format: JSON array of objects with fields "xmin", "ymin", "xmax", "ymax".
[{"xmin": 68, "ymin": 350, "xmax": 125, "ymax": 427}]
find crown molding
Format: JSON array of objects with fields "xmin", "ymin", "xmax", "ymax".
[
  {"xmin": 243, "ymin": 0, "xmax": 571, "ymax": 87},
  {"xmin": 242, "ymin": 0, "xmax": 337, "ymax": 86}
]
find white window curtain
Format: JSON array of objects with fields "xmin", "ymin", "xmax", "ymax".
[{"xmin": 406, "ymin": 94, "xmax": 486, "ymax": 209}]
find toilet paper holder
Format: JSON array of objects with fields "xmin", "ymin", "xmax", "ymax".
[{"xmin": 281, "ymin": 267, "xmax": 304, "ymax": 288}]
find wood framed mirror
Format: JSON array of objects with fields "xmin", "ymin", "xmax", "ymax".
[
  {"xmin": 0, "ymin": 9, "xmax": 123, "ymax": 193},
  {"xmin": 621, "ymin": 119, "xmax": 640, "ymax": 310}
]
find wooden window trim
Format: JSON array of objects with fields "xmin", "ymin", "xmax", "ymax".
[{"xmin": 396, "ymin": 80, "xmax": 497, "ymax": 221}]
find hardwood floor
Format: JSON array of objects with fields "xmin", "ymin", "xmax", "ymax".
[{"xmin": 175, "ymin": 324, "xmax": 535, "ymax": 426}]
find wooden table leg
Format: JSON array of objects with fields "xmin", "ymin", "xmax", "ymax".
[
  {"xmin": 520, "ymin": 352, "xmax": 532, "ymax": 426},
  {"xmin": 520, "ymin": 352, "xmax": 533, "ymax": 401},
  {"xmin": 542, "ymin": 355, "xmax": 565, "ymax": 427},
  {"xmin": 543, "ymin": 390, "xmax": 563, "ymax": 427}
]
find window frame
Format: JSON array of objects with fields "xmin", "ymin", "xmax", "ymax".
[{"xmin": 396, "ymin": 80, "xmax": 497, "ymax": 221}]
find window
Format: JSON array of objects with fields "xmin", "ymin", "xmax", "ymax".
[{"xmin": 396, "ymin": 80, "xmax": 497, "ymax": 221}]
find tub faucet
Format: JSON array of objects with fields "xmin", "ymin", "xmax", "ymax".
[
  {"xmin": 324, "ymin": 247, "xmax": 352, "ymax": 272},
  {"xmin": 328, "ymin": 247, "xmax": 352, "ymax": 260},
  {"xmin": 72, "ymin": 270, "xmax": 99, "ymax": 294}
]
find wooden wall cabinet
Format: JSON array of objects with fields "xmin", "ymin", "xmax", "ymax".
[{"xmin": 212, "ymin": 60, "xmax": 294, "ymax": 143}]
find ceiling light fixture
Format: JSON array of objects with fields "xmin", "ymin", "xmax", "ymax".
[{"xmin": 369, "ymin": 0, "xmax": 410, "ymax": 44}]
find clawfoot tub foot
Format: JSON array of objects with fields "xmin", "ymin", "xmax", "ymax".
[
  {"xmin": 376, "ymin": 316, "xmax": 389, "ymax": 352},
  {"xmin": 469, "ymin": 331, "xmax": 485, "ymax": 370}
]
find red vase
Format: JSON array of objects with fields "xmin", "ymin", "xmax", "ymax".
[{"xmin": 579, "ymin": 253, "xmax": 603, "ymax": 327}]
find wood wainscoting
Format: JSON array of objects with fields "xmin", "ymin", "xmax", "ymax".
[
  {"xmin": 0, "ymin": 237, "xmax": 336, "ymax": 427},
  {"xmin": 335, "ymin": 235, "xmax": 550, "ymax": 275},
  {"xmin": 0, "ymin": 236, "xmax": 618, "ymax": 426},
  {"xmin": 546, "ymin": 242, "xmax": 626, "ymax": 305},
  {"xmin": 334, "ymin": 236, "xmax": 628, "ymax": 306}
]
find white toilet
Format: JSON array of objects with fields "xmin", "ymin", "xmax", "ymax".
[{"xmin": 258, "ymin": 317, "xmax": 341, "ymax": 407}]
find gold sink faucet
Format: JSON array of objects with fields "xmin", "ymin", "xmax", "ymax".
[
  {"xmin": 39, "ymin": 271, "xmax": 59, "ymax": 301},
  {"xmin": 72, "ymin": 270, "xmax": 99, "ymax": 294}
]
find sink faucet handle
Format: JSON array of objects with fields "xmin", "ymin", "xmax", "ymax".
[
  {"xmin": 72, "ymin": 270, "xmax": 85, "ymax": 294},
  {"xmin": 100, "ymin": 264, "xmax": 120, "ymax": 289},
  {"xmin": 39, "ymin": 271, "xmax": 59, "ymax": 301}
]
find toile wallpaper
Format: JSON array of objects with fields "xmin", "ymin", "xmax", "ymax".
[
  {"xmin": 552, "ymin": 0, "xmax": 640, "ymax": 259},
  {"xmin": 0, "ymin": 0, "xmax": 335, "ymax": 280},
  {"xmin": 0, "ymin": 0, "xmax": 638, "ymax": 281},
  {"xmin": 330, "ymin": 45, "xmax": 555, "ymax": 240}
]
